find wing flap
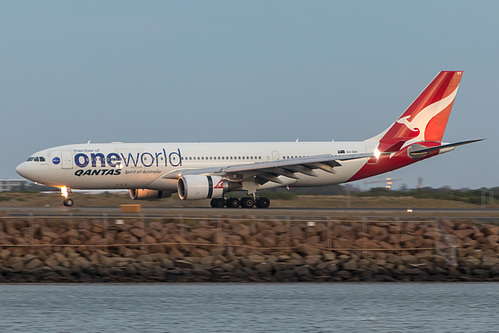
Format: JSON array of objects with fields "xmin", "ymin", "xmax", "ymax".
[
  {"xmin": 282, "ymin": 165, "xmax": 318, "ymax": 177},
  {"xmin": 255, "ymin": 173, "xmax": 285, "ymax": 184}
]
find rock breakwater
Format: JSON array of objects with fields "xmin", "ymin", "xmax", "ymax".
[{"xmin": 1, "ymin": 216, "xmax": 499, "ymax": 282}]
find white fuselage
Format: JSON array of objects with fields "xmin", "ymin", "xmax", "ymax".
[{"xmin": 16, "ymin": 141, "xmax": 373, "ymax": 191}]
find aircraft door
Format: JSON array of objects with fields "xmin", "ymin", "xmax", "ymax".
[
  {"xmin": 272, "ymin": 151, "xmax": 280, "ymax": 161},
  {"xmin": 61, "ymin": 151, "xmax": 73, "ymax": 169}
]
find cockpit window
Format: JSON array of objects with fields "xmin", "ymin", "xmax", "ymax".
[{"xmin": 27, "ymin": 156, "xmax": 45, "ymax": 162}]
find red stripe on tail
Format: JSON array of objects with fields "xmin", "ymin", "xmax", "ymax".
[
  {"xmin": 378, "ymin": 71, "xmax": 462, "ymax": 152},
  {"xmin": 349, "ymin": 71, "xmax": 463, "ymax": 182}
]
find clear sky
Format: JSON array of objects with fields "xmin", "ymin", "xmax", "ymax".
[{"xmin": 1, "ymin": 1, "xmax": 497, "ymax": 189}]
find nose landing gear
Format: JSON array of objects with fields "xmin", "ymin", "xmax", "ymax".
[
  {"xmin": 63, "ymin": 198, "xmax": 74, "ymax": 207},
  {"xmin": 61, "ymin": 186, "xmax": 74, "ymax": 207}
]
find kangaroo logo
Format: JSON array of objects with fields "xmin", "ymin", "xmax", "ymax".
[
  {"xmin": 396, "ymin": 115, "xmax": 420, "ymax": 133},
  {"xmin": 395, "ymin": 86, "xmax": 458, "ymax": 147}
]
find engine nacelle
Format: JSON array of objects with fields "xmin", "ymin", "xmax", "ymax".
[
  {"xmin": 129, "ymin": 189, "xmax": 170, "ymax": 200},
  {"xmin": 177, "ymin": 175, "xmax": 228, "ymax": 200}
]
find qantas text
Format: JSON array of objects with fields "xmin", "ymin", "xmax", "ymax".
[{"xmin": 75, "ymin": 169, "xmax": 121, "ymax": 177}]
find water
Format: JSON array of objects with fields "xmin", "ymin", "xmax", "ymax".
[{"xmin": 0, "ymin": 283, "xmax": 498, "ymax": 333}]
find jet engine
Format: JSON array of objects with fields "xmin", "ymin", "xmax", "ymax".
[
  {"xmin": 129, "ymin": 189, "xmax": 170, "ymax": 200},
  {"xmin": 177, "ymin": 175, "xmax": 229, "ymax": 200}
]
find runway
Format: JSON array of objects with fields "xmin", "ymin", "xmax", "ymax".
[{"xmin": 2, "ymin": 206, "xmax": 499, "ymax": 220}]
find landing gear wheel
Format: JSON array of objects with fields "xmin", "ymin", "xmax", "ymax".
[
  {"xmin": 255, "ymin": 197, "xmax": 270, "ymax": 208},
  {"xmin": 225, "ymin": 197, "xmax": 240, "ymax": 208},
  {"xmin": 210, "ymin": 198, "xmax": 226, "ymax": 208},
  {"xmin": 63, "ymin": 198, "xmax": 74, "ymax": 207},
  {"xmin": 240, "ymin": 197, "xmax": 255, "ymax": 208}
]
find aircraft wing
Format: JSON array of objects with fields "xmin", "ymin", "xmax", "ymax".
[{"xmin": 160, "ymin": 152, "xmax": 372, "ymax": 184}]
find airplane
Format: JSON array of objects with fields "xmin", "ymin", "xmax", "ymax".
[{"xmin": 16, "ymin": 71, "xmax": 482, "ymax": 208}]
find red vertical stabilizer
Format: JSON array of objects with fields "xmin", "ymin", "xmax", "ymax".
[
  {"xmin": 350, "ymin": 71, "xmax": 463, "ymax": 182},
  {"xmin": 375, "ymin": 71, "xmax": 462, "ymax": 152}
]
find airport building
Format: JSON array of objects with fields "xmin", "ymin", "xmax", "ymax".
[{"xmin": 0, "ymin": 179, "xmax": 29, "ymax": 192}]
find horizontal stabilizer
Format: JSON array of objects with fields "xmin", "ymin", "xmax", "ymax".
[{"xmin": 409, "ymin": 139, "xmax": 484, "ymax": 156}]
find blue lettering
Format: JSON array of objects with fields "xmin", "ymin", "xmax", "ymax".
[
  {"xmin": 74, "ymin": 169, "xmax": 121, "ymax": 176},
  {"xmin": 91, "ymin": 153, "xmax": 106, "ymax": 168},
  {"xmin": 120, "ymin": 152, "xmax": 140, "ymax": 167},
  {"xmin": 106, "ymin": 153, "xmax": 121, "ymax": 167},
  {"xmin": 75, "ymin": 153, "xmax": 89, "ymax": 168},
  {"xmin": 141, "ymin": 152, "xmax": 154, "ymax": 167},
  {"xmin": 73, "ymin": 149, "xmax": 182, "ymax": 169},
  {"xmin": 154, "ymin": 152, "xmax": 162, "ymax": 167},
  {"xmin": 169, "ymin": 149, "xmax": 182, "ymax": 167},
  {"xmin": 163, "ymin": 149, "xmax": 168, "ymax": 166}
]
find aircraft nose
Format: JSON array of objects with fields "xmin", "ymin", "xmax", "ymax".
[{"xmin": 16, "ymin": 162, "xmax": 35, "ymax": 181}]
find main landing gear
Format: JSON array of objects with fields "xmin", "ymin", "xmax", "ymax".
[
  {"xmin": 210, "ymin": 196, "xmax": 270, "ymax": 209},
  {"xmin": 60, "ymin": 186, "xmax": 74, "ymax": 207}
]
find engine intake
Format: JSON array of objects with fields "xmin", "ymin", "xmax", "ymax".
[
  {"xmin": 178, "ymin": 175, "xmax": 229, "ymax": 200},
  {"xmin": 129, "ymin": 189, "xmax": 170, "ymax": 200}
]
